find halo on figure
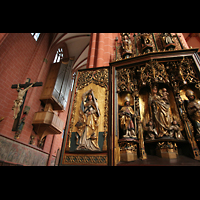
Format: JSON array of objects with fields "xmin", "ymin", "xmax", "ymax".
[
  {"xmin": 118, "ymin": 93, "xmax": 134, "ymax": 106},
  {"xmin": 124, "ymin": 96, "xmax": 131, "ymax": 103}
]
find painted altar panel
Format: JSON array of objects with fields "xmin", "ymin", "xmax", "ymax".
[{"xmin": 60, "ymin": 67, "xmax": 110, "ymax": 165}]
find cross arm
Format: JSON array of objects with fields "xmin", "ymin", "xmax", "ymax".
[{"xmin": 11, "ymin": 82, "xmax": 43, "ymax": 89}]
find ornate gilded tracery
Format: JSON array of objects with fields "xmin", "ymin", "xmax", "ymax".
[
  {"xmin": 60, "ymin": 33, "xmax": 200, "ymax": 166},
  {"xmin": 116, "ymin": 55, "xmax": 200, "ymax": 162},
  {"xmin": 61, "ymin": 68, "xmax": 109, "ymax": 165}
]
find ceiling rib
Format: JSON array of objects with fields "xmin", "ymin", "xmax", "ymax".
[
  {"xmin": 51, "ymin": 33, "xmax": 91, "ymax": 71},
  {"xmin": 72, "ymin": 43, "xmax": 89, "ymax": 69}
]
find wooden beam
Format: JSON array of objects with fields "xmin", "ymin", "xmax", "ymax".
[
  {"xmin": 11, "ymin": 82, "xmax": 43, "ymax": 89},
  {"xmin": 185, "ymin": 33, "xmax": 192, "ymax": 42}
]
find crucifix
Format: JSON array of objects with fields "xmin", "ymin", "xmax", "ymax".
[{"xmin": 11, "ymin": 78, "xmax": 43, "ymax": 132}]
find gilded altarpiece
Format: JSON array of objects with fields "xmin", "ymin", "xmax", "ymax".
[
  {"xmin": 111, "ymin": 48, "xmax": 200, "ymax": 165},
  {"xmin": 60, "ymin": 48, "xmax": 200, "ymax": 166},
  {"xmin": 60, "ymin": 67, "xmax": 110, "ymax": 166}
]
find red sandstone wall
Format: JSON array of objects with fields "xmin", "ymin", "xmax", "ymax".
[
  {"xmin": 182, "ymin": 33, "xmax": 200, "ymax": 51},
  {"xmin": 0, "ymin": 33, "xmax": 41, "ymax": 141},
  {"xmin": 176, "ymin": 33, "xmax": 189, "ymax": 49},
  {"xmin": 87, "ymin": 33, "xmax": 120, "ymax": 68},
  {"xmin": 0, "ymin": 33, "xmax": 66, "ymax": 165}
]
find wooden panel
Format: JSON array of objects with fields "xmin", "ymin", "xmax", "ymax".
[
  {"xmin": 32, "ymin": 111, "xmax": 64, "ymax": 138},
  {"xmin": 52, "ymin": 114, "xmax": 64, "ymax": 132},
  {"xmin": 32, "ymin": 111, "xmax": 54, "ymax": 124},
  {"xmin": 40, "ymin": 62, "xmax": 71, "ymax": 110},
  {"xmin": 59, "ymin": 67, "xmax": 111, "ymax": 166},
  {"xmin": 40, "ymin": 62, "xmax": 60, "ymax": 100}
]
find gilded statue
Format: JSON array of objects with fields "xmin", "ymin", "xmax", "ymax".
[
  {"xmin": 75, "ymin": 89, "xmax": 101, "ymax": 151},
  {"xmin": 139, "ymin": 33, "xmax": 153, "ymax": 53},
  {"xmin": 119, "ymin": 96, "xmax": 137, "ymax": 138},
  {"xmin": 163, "ymin": 33, "xmax": 174, "ymax": 45},
  {"xmin": 149, "ymin": 86, "xmax": 172, "ymax": 137},
  {"xmin": 121, "ymin": 33, "xmax": 132, "ymax": 59},
  {"xmin": 169, "ymin": 120, "xmax": 184, "ymax": 139},
  {"xmin": 186, "ymin": 89, "xmax": 200, "ymax": 137},
  {"xmin": 144, "ymin": 120, "xmax": 158, "ymax": 140},
  {"xmin": 140, "ymin": 33, "xmax": 152, "ymax": 46},
  {"xmin": 12, "ymin": 82, "xmax": 35, "ymax": 119},
  {"xmin": 161, "ymin": 33, "xmax": 176, "ymax": 51}
]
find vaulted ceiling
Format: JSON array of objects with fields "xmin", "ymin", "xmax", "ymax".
[
  {"xmin": 51, "ymin": 33, "xmax": 91, "ymax": 71},
  {"xmin": 183, "ymin": 33, "xmax": 200, "ymax": 43}
]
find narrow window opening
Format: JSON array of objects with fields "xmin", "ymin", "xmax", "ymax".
[
  {"xmin": 31, "ymin": 33, "xmax": 40, "ymax": 41},
  {"xmin": 53, "ymin": 48, "xmax": 64, "ymax": 63}
]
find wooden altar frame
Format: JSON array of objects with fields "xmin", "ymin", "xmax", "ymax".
[
  {"xmin": 110, "ymin": 48, "xmax": 200, "ymax": 165},
  {"xmin": 59, "ymin": 66, "xmax": 113, "ymax": 166},
  {"xmin": 59, "ymin": 48, "xmax": 200, "ymax": 166}
]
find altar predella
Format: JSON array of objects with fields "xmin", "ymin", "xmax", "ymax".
[{"xmin": 60, "ymin": 33, "xmax": 200, "ymax": 165}]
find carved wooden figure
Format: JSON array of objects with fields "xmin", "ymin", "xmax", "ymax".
[
  {"xmin": 12, "ymin": 82, "xmax": 35, "ymax": 119},
  {"xmin": 120, "ymin": 33, "xmax": 133, "ymax": 59},
  {"xmin": 186, "ymin": 89, "xmax": 200, "ymax": 138},
  {"xmin": 119, "ymin": 96, "xmax": 137, "ymax": 138},
  {"xmin": 75, "ymin": 89, "xmax": 101, "ymax": 151},
  {"xmin": 11, "ymin": 78, "xmax": 43, "ymax": 132}
]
